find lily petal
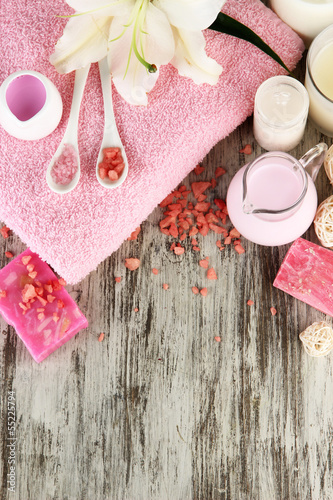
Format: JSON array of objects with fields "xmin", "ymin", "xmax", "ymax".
[
  {"xmin": 108, "ymin": 3, "xmax": 174, "ymax": 105},
  {"xmin": 171, "ymin": 28, "xmax": 222, "ymax": 85},
  {"xmin": 50, "ymin": 14, "xmax": 112, "ymax": 74},
  {"xmin": 153, "ymin": 0, "xmax": 226, "ymax": 31}
]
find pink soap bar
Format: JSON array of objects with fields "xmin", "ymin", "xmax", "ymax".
[
  {"xmin": 0, "ymin": 249, "xmax": 88, "ymax": 362},
  {"xmin": 273, "ymin": 238, "xmax": 333, "ymax": 316}
]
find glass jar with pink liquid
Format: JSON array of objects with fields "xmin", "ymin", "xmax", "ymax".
[{"xmin": 226, "ymin": 144, "xmax": 327, "ymax": 246}]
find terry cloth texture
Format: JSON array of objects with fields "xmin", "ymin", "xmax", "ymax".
[{"xmin": 0, "ymin": 0, "xmax": 304, "ymax": 283}]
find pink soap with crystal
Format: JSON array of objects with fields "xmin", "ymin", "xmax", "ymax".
[
  {"xmin": 274, "ymin": 238, "xmax": 333, "ymax": 316},
  {"xmin": 0, "ymin": 249, "xmax": 88, "ymax": 362}
]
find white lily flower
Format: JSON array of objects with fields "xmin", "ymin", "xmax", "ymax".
[{"xmin": 50, "ymin": 0, "xmax": 226, "ymax": 105}]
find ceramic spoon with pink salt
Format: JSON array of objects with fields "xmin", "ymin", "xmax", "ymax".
[
  {"xmin": 46, "ymin": 65, "xmax": 90, "ymax": 194},
  {"xmin": 96, "ymin": 57, "xmax": 128, "ymax": 189}
]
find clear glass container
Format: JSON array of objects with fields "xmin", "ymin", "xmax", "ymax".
[
  {"xmin": 270, "ymin": 0, "xmax": 333, "ymax": 48},
  {"xmin": 253, "ymin": 76, "xmax": 309, "ymax": 152},
  {"xmin": 305, "ymin": 23, "xmax": 333, "ymax": 137}
]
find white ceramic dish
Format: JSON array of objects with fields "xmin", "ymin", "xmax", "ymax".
[{"xmin": 0, "ymin": 70, "xmax": 63, "ymax": 141}]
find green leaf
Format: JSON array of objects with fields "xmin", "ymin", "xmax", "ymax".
[{"xmin": 209, "ymin": 12, "xmax": 293, "ymax": 75}]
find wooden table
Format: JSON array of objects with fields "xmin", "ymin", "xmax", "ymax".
[{"xmin": 1, "ymin": 46, "xmax": 333, "ymax": 500}]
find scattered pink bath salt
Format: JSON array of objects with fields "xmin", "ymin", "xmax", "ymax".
[
  {"xmin": 125, "ymin": 258, "xmax": 140, "ymax": 270},
  {"xmin": 98, "ymin": 332, "xmax": 105, "ymax": 342},
  {"xmin": 51, "ymin": 143, "xmax": 78, "ymax": 185},
  {"xmin": 270, "ymin": 307, "xmax": 277, "ymax": 316},
  {"xmin": 58, "ymin": 278, "xmax": 67, "ymax": 287},
  {"xmin": 0, "ymin": 226, "xmax": 10, "ymax": 239},
  {"xmin": 163, "ymin": 283, "xmax": 169, "ymax": 290},
  {"xmin": 215, "ymin": 167, "xmax": 226, "ymax": 178},
  {"xmin": 199, "ymin": 259, "xmax": 209, "ymax": 269},
  {"xmin": 134, "ymin": 307, "xmax": 139, "ymax": 312},
  {"xmin": 239, "ymin": 144, "xmax": 252, "ymax": 154},
  {"xmin": 157, "ymin": 167, "xmax": 247, "ymax": 266},
  {"xmin": 174, "ymin": 246, "xmax": 185, "ymax": 255},
  {"xmin": 234, "ymin": 244, "xmax": 245, "ymax": 254},
  {"xmin": 5, "ymin": 251, "xmax": 13, "ymax": 258},
  {"xmin": 207, "ymin": 268, "xmax": 217, "ymax": 280},
  {"xmin": 194, "ymin": 164, "xmax": 204, "ymax": 175},
  {"xmin": 229, "ymin": 228, "xmax": 241, "ymax": 238},
  {"xmin": 192, "ymin": 286, "xmax": 199, "ymax": 295},
  {"xmin": 200, "ymin": 288, "xmax": 208, "ymax": 296},
  {"xmin": 127, "ymin": 226, "xmax": 141, "ymax": 241},
  {"xmin": 115, "ymin": 277, "xmax": 121, "ymax": 283},
  {"xmin": 152, "ymin": 268, "xmax": 159, "ymax": 275},
  {"xmin": 247, "ymin": 300, "xmax": 254, "ymax": 306},
  {"xmin": 191, "ymin": 182, "xmax": 211, "ymax": 199},
  {"xmin": 214, "ymin": 336, "xmax": 221, "ymax": 342}
]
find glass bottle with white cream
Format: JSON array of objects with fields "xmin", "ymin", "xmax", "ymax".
[
  {"xmin": 270, "ymin": 0, "xmax": 333, "ymax": 47},
  {"xmin": 253, "ymin": 76, "xmax": 309, "ymax": 152},
  {"xmin": 305, "ymin": 24, "xmax": 333, "ymax": 136}
]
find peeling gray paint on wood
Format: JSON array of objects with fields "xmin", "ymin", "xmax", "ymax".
[{"xmin": 1, "ymin": 56, "xmax": 333, "ymax": 500}]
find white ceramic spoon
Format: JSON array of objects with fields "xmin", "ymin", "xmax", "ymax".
[
  {"xmin": 46, "ymin": 65, "xmax": 90, "ymax": 194},
  {"xmin": 96, "ymin": 57, "xmax": 128, "ymax": 189}
]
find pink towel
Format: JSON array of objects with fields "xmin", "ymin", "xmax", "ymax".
[{"xmin": 0, "ymin": 0, "xmax": 304, "ymax": 284}]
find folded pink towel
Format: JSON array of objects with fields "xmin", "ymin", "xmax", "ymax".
[{"xmin": 0, "ymin": 0, "xmax": 304, "ymax": 283}]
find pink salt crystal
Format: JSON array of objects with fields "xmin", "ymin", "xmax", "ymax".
[
  {"xmin": 273, "ymin": 238, "xmax": 333, "ymax": 317},
  {"xmin": 0, "ymin": 249, "xmax": 88, "ymax": 362},
  {"xmin": 270, "ymin": 307, "xmax": 277, "ymax": 316},
  {"xmin": 22, "ymin": 284, "xmax": 37, "ymax": 302},
  {"xmin": 22, "ymin": 255, "xmax": 32, "ymax": 265},
  {"xmin": 51, "ymin": 144, "xmax": 78, "ymax": 186}
]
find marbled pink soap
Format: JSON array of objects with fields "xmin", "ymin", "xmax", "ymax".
[
  {"xmin": 274, "ymin": 238, "xmax": 333, "ymax": 316},
  {"xmin": 0, "ymin": 249, "xmax": 88, "ymax": 362}
]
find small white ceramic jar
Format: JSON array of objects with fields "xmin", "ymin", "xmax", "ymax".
[
  {"xmin": 253, "ymin": 76, "xmax": 309, "ymax": 152},
  {"xmin": 0, "ymin": 70, "xmax": 63, "ymax": 141}
]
